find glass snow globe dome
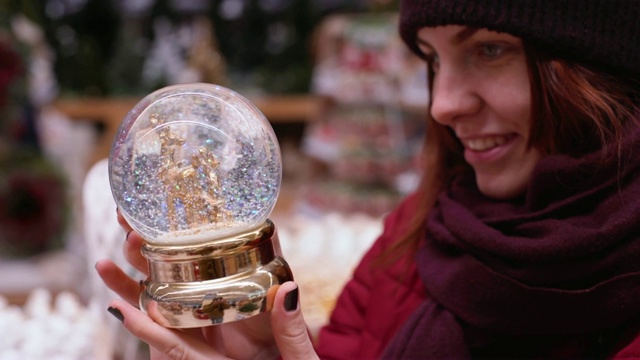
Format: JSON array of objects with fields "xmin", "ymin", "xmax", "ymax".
[{"xmin": 108, "ymin": 83, "xmax": 282, "ymax": 245}]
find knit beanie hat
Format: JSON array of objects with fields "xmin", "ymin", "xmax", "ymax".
[{"xmin": 399, "ymin": 0, "xmax": 640, "ymax": 78}]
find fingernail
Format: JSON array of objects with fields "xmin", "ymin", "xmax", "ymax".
[
  {"xmin": 283, "ymin": 287, "xmax": 299, "ymax": 312},
  {"xmin": 108, "ymin": 307, "xmax": 124, "ymax": 322},
  {"xmin": 139, "ymin": 279, "xmax": 149, "ymax": 290},
  {"xmin": 125, "ymin": 230, "xmax": 132, "ymax": 242}
]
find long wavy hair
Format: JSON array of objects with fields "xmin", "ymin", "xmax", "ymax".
[{"xmin": 380, "ymin": 43, "xmax": 640, "ymax": 265}]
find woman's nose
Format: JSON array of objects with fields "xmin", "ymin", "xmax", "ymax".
[{"xmin": 429, "ymin": 67, "xmax": 481, "ymax": 126}]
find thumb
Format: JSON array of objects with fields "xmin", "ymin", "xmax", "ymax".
[{"xmin": 270, "ymin": 282, "xmax": 319, "ymax": 360}]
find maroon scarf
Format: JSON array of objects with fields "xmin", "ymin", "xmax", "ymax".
[{"xmin": 383, "ymin": 128, "xmax": 640, "ymax": 358}]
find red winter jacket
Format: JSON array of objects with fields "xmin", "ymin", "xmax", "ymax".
[
  {"xmin": 314, "ymin": 195, "xmax": 640, "ymax": 359},
  {"xmin": 315, "ymin": 195, "xmax": 425, "ymax": 359}
]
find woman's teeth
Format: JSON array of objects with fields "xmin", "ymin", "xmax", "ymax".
[{"xmin": 465, "ymin": 136, "xmax": 508, "ymax": 151}]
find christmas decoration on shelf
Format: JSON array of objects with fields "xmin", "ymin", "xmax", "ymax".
[
  {"xmin": 16, "ymin": 0, "xmax": 328, "ymax": 97},
  {"xmin": 0, "ymin": 288, "xmax": 105, "ymax": 359},
  {"xmin": 0, "ymin": 151, "xmax": 68, "ymax": 257},
  {"xmin": 0, "ymin": 21, "xmax": 69, "ymax": 258},
  {"xmin": 302, "ymin": 12, "xmax": 427, "ymax": 216}
]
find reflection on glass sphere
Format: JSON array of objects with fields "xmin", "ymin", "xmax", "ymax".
[{"xmin": 109, "ymin": 83, "xmax": 282, "ymax": 245}]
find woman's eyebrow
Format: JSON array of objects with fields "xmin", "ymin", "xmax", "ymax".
[
  {"xmin": 416, "ymin": 27, "xmax": 479, "ymax": 49},
  {"xmin": 453, "ymin": 27, "xmax": 479, "ymax": 44}
]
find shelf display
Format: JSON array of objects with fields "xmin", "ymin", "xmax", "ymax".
[{"xmin": 302, "ymin": 12, "xmax": 427, "ymax": 216}]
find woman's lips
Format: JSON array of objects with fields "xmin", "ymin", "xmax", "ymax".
[
  {"xmin": 462, "ymin": 134, "xmax": 513, "ymax": 151},
  {"xmin": 462, "ymin": 134, "xmax": 517, "ymax": 164}
]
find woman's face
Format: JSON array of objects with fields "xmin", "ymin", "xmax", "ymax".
[{"xmin": 417, "ymin": 25, "xmax": 542, "ymax": 200}]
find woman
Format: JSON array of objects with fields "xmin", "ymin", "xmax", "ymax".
[{"xmin": 97, "ymin": 0, "xmax": 640, "ymax": 358}]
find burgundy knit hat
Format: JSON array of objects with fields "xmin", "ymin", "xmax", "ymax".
[{"xmin": 399, "ymin": 0, "xmax": 640, "ymax": 78}]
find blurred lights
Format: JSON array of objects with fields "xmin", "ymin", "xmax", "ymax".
[{"xmin": 219, "ymin": 0, "xmax": 245, "ymax": 20}]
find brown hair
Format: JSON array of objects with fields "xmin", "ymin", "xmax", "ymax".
[{"xmin": 379, "ymin": 43, "xmax": 640, "ymax": 265}]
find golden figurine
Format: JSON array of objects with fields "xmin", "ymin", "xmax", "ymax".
[{"xmin": 155, "ymin": 120, "xmax": 231, "ymax": 231}]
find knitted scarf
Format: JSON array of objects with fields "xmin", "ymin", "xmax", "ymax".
[{"xmin": 383, "ymin": 127, "xmax": 640, "ymax": 358}]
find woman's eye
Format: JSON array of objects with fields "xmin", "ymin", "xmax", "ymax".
[{"xmin": 479, "ymin": 43, "xmax": 505, "ymax": 59}]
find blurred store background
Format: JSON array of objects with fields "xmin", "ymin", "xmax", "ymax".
[{"xmin": 0, "ymin": 0, "xmax": 427, "ymax": 358}]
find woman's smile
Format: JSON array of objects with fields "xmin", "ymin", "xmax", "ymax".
[
  {"xmin": 461, "ymin": 133, "xmax": 517, "ymax": 162},
  {"xmin": 462, "ymin": 133, "xmax": 513, "ymax": 152}
]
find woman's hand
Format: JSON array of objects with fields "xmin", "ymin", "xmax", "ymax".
[{"xmin": 95, "ymin": 211, "xmax": 318, "ymax": 360}]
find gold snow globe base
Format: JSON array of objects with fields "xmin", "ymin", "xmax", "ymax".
[{"xmin": 139, "ymin": 219, "xmax": 293, "ymax": 328}]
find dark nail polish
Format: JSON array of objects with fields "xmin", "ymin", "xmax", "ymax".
[
  {"xmin": 108, "ymin": 307, "xmax": 125, "ymax": 322},
  {"xmin": 284, "ymin": 287, "xmax": 299, "ymax": 312}
]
